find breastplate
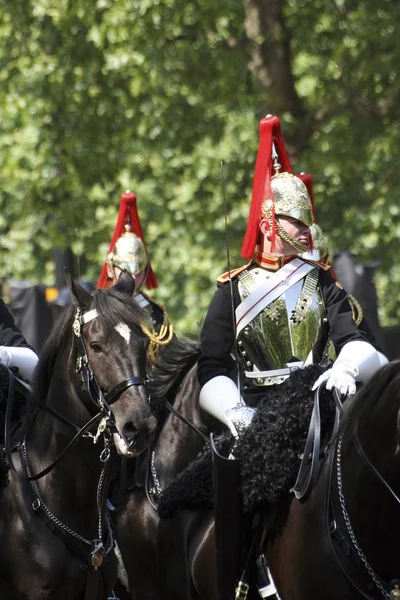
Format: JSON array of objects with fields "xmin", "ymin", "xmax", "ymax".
[{"xmin": 237, "ymin": 267, "xmax": 325, "ymax": 384}]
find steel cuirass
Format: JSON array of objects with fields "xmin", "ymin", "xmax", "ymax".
[{"xmin": 236, "ymin": 266, "xmax": 325, "ymax": 386}]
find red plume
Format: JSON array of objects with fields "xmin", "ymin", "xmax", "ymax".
[
  {"xmin": 241, "ymin": 115, "xmax": 293, "ymax": 258},
  {"xmin": 97, "ymin": 191, "xmax": 158, "ymax": 290}
]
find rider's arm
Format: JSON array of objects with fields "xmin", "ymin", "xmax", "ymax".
[
  {"xmin": 197, "ymin": 282, "xmax": 238, "ymax": 388},
  {"xmin": 0, "ymin": 298, "xmax": 39, "ymax": 381},
  {"xmin": 315, "ymin": 270, "xmax": 386, "ymax": 394},
  {"xmin": 198, "ymin": 282, "xmax": 254, "ymax": 436}
]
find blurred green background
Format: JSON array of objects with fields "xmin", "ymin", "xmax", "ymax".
[{"xmin": 1, "ymin": 0, "xmax": 399, "ymax": 337}]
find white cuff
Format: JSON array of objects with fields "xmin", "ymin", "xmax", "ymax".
[
  {"xmin": 0, "ymin": 346, "xmax": 39, "ymax": 381},
  {"xmin": 199, "ymin": 375, "xmax": 243, "ymax": 435},
  {"xmin": 335, "ymin": 341, "xmax": 381, "ymax": 382}
]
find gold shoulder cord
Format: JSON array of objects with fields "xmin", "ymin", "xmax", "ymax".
[
  {"xmin": 348, "ymin": 294, "xmax": 363, "ymax": 326},
  {"xmin": 141, "ymin": 311, "xmax": 174, "ymax": 359}
]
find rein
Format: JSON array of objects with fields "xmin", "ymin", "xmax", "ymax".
[
  {"xmin": 144, "ymin": 396, "xmax": 209, "ymax": 509},
  {"xmin": 291, "ymin": 384, "xmax": 343, "ymax": 500},
  {"xmin": 353, "ymin": 435, "xmax": 400, "ymax": 507},
  {"xmin": 165, "ymin": 400, "xmax": 209, "ymax": 443}
]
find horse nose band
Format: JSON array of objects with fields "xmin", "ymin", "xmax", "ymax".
[{"xmin": 104, "ymin": 375, "xmax": 148, "ymax": 405}]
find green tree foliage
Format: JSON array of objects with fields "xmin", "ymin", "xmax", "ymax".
[{"xmin": 0, "ymin": 0, "xmax": 399, "ymax": 335}]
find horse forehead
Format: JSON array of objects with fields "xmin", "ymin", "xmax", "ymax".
[{"xmin": 115, "ymin": 322, "xmax": 131, "ymax": 345}]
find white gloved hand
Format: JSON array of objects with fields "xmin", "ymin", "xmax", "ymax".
[
  {"xmin": 0, "ymin": 346, "xmax": 11, "ymax": 368},
  {"xmin": 312, "ymin": 359, "xmax": 359, "ymax": 397}
]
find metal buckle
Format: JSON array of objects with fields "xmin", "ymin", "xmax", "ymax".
[
  {"xmin": 32, "ymin": 498, "xmax": 41, "ymax": 511},
  {"xmin": 235, "ymin": 581, "xmax": 249, "ymax": 600},
  {"xmin": 72, "ymin": 308, "xmax": 82, "ymax": 338},
  {"xmin": 90, "ymin": 540, "xmax": 104, "ymax": 570}
]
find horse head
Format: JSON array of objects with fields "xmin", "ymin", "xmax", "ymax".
[{"xmin": 66, "ymin": 271, "xmax": 157, "ymax": 457}]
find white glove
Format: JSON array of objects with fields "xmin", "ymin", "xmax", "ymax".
[
  {"xmin": 0, "ymin": 346, "xmax": 38, "ymax": 381},
  {"xmin": 0, "ymin": 346, "xmax": 11, "ymax": 367},
  {"xmin": 312, "ymin": 340, "xmax": 382, "ymax": 397},
  {"xmin": 312, "ymin": 360, "xmax": 358, "ymax": 397}
]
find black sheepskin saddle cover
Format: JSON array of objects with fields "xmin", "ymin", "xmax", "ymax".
[{"xmin": 158, "ymin": 365, "xmax": 336, "ymax": 519}]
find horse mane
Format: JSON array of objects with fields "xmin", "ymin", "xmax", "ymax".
[
  {"xmin": 148, "ymin": 336, "xmax": 200, "ymax": 402},
  {"xmin": 338, "ymin": 358, "xmax": 400, "ymax": 442},
  {"xmin": 25, "ymin": 287, "xmax": 147, "ymax": 426}
]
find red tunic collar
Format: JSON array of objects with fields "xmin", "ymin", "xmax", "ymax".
[{"xmin": 255, "ymin": 250, "xmax": 296, "ymax": 271}]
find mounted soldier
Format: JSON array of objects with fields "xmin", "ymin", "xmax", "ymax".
[
  {"xmin": 197, "ymin": 115, "xmax": 387, "ymax": 600},
  {"xmin": 97, "ymin": 190, "xmax": 173, "ymax": 359}
]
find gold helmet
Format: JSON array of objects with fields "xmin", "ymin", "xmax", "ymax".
[
  {"xmin": 241, "ymin": 115, "xmax": 314, "ymax": 258},
  {"xmin": 270, "ymin": 173, "xmax": 314, "ymax": 228},
  {"xmin": 97, "ymin": 190, "xmax": 158, "ymax": 290},
  {"xmin": 107, "ymin": 230, "xmax": 148, "ymax": 277}
]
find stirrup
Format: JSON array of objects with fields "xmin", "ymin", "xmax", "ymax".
[
  {"xmin": 257, "ymin": 554, "xmax": 280, "ymax": 600},
  {"xmin": 258, "ymin": 581, "xmax": 279, "ymax": 599}
]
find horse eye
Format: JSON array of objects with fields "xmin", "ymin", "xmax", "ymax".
[{"xmin": 90, "ymin": 342, "xmax": 102, "ymax": 353}]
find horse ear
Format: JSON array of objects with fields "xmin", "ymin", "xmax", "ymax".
[
  {"xmin": 113, "ymin": 271, "xmax": 135, "ymax": 297},
  {"xmin": 64, "ymin": 270, "xmax": 93, "ymax": 309}
]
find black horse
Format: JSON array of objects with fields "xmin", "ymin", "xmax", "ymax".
[
  {"xmin": 117, "ymin": 359, "xmax": 400, "ymax": 600},
  {"xmin": 112, "ymin": 335, "xmax": 211, "ymax": 599},
  {"xmin": 0, "ymin": 273, "xmax": 157, "ymax": 600}
]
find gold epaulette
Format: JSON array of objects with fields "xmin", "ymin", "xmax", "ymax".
[
  {"xmin": 303, "ymin": 258, "xmax": 332, "ymax": 272},
  {"xmin": 217, "ymin": 260, "xmax": 253, "ymax": 283},
  {"xmin": 348, "ymin": 294, "xmax": 363, "ymax": 326}
]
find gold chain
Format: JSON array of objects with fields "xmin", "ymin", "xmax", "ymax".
[
  {"xmin": 141, "ymin": 312, "xmax": 174, "ymax": 359},
  {"xmin": 275, "ymin": 222, "xmax": 309, "ymax": 253},
  {"xmin": 261, "ymin": 199, "xmax": 309, "ymax": 253}
]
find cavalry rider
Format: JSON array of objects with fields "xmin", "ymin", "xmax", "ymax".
[
  {"xmin": 97, "ymin": 190, "xmax": 173, "ymax": 359},
  {"xmin": 0, "ymin": 298, "xmax": 38, "ymax": 383},
  {"xmin": 197, "ymin": 115, "xmax": 388, "ymax": 600},
  {"xmin": 197, "ymin": 114, "xmax": 386, "ymax": 439}
]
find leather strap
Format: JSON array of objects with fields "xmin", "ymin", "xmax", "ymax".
[
  {"xmin": 105, "ymin": 376, "xmax": 146, "ymax": 404},
  {"xmin": 291, "ymin": 386, "xmax": 342, "ymax": 500}
]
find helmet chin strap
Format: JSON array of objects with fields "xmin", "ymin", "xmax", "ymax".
[{"xmin": 275, "ymin": 220, "xmax": 309, "ymax": 253}]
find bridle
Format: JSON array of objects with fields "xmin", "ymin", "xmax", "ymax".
[
  {"xmin": 3, "ymin": 303, "xmax": 149, "ymax": 591},
  {"xmin": 73, "ymin": 306, "xmax": 147, "ymax": 415},
  {"xmin": 5, "ymin": 304, "xmax": 148, "ymax": 481}
]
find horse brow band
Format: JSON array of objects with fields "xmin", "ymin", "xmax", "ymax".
[{"xmin": 82, "ymin": 309, "xmax": 98, "ymax": 324}]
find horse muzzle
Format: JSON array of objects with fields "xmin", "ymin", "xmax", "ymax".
[{"xmin": 113, "ymin": 432, "xmax": 141, "ymax": 457}]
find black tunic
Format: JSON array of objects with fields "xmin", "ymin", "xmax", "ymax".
[
  {"xmin": 197, "ymin": 261, "xmax": 369, "ymax": 391},
  {"xmin": 0, "ymin": 299, "xmax": 31, "ymax": 348}
]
